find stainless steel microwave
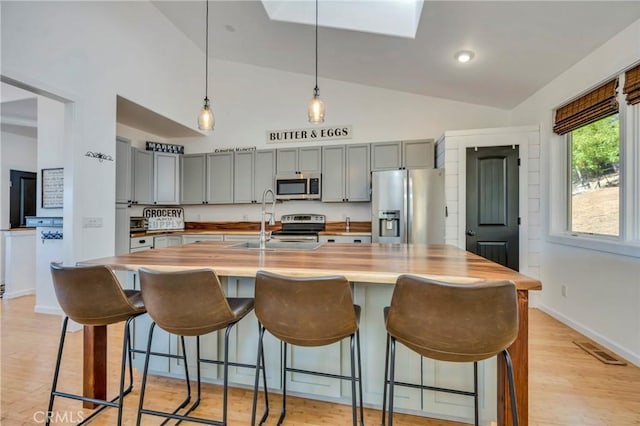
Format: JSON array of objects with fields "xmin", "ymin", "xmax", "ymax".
[{"xmin": 275, "ymin": 173, "xmax": 321, "ymax": 200}]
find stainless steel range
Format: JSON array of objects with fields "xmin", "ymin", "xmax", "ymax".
[{"xmin": 270, "ymin": 214, "xmax": 325, "ymax": 242}]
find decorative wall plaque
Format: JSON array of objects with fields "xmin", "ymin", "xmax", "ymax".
[{"xmin": 42, "ymin": 168, "xmax": 64, "ymax": 209}]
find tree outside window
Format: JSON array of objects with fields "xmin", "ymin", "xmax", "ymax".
[{"xmin": 569, "ymin": 114, "xmax": 620, "ymax": 236}]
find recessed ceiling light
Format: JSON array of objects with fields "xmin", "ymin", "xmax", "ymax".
[{"xmin": 455, "ymin": 50, "xmax": 475, "ymax": 63}]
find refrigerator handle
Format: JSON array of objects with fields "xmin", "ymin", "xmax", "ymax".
[{"xmin": 406, "ymin": 172, "xmax": 411, "ymax": 243}]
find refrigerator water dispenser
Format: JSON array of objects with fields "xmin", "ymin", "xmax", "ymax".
[{"xmin": 378, "ymin": 210, "xmax": 400, "ymax": 238}]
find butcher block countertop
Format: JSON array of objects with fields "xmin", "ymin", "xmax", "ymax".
[{"xmin": 84, "ymin": 241, "xmax": 541, "ymax": 291}]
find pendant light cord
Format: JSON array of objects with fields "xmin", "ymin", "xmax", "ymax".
[
  {"xmin": 205, "ymin": 0, "xmax": 209, "ymax": 101},
  {"xmin": 314, "ymin": 0, "xmax": 319, "ymax": 94}
]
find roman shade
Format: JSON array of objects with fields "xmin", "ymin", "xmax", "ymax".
[
  {"xmin": 553, "ymin": 78, "xmax": 619, "ymax": 135},
  {"xmin": 623, "ymin": 64, "xmax": 640, "ymax": 106}
]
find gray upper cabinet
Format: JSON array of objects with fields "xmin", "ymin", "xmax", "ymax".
[
  {"xmin": 346, "ymin": 144, "xmax": 371, "ymax": 201},
  {"xmin": 276, "ymin": 147, "xmax": 321, "ymax": 175},
  {"xmin": 321, "ymin": 144, "xmax": 370, "ymax": 202},
  {"xmin": 206, "ymin": 152, "xmax": 234, "ymax": 204},
  {"xmin": 153, "ymin": 152, "xmax": 180, "ymax": 205},
  {"xmin": 131, "ymin": 148, "xmax": 153, "ymax": 205},
  {"xmin": 233, "ymin": 151, "xmax": 254, "ymax": 204},
  {"xmin": 402, "ymin": 139, "xmax": 434, "ymax": 169},
  {"xmin": 370, "ymin": 142, "xmax": 402, "ymax": 171},
  {"xmin": 180, "ymin": 154, "xmax": 206, "ymax": 204},
  {"xmin": 234, "ymin": 150, "xmax": 276, "ymax": 203},
  {"xmin": 254, "ymin": 150, "xmax": 276, "ymax": 201},
  {"xmin": 115, "ymin": 137, "xmax": 131, "ymax": 204},
  {"xmin": 321, "ymin": 145, "xmax": 345, "ymax": 202},
  {"xmin": 371, "ymin": 140, "xmax": 434, "ymax": 171}
]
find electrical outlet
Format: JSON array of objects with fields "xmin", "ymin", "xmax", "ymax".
[
  {"xmin": 82, "ymin": 217, "xmax": 103, "ymax": 228},
  {"xmin": 561, "ymin": 284, "xmax": 568, "ymax": 298},
  {"xmin": 242, "ymin": 214, "xmax": 249, "ymax": 221}
]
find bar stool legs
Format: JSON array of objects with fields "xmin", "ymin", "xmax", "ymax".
[
  {"xmin": 251, "ymin": 323, "xmax": 364, "ymax": 426},
  {"xmin": 47, "ymin": 315, "xmax": 139, "ymax": 426}
]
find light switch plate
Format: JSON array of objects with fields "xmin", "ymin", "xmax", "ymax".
[{"xmin": 83, "ymin": 217, "xmax": 103, "ymax": 228}]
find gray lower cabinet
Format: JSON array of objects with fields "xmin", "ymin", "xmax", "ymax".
[
  {"xmin": 115, "ymin": 204, "xmax": 130, "ymax": 255},
  {"xmin": 319, "ymin": 235, "xmax": 371, "ymax": 244},
  {"xmin": 180, "ymin": 154, "xmax": 206, "ymax": 204},
  {"xmin": 153, "ymin": 235, "xmax": 182, "ymax": 248},
  {"xmin": 182, "ymin": 234, "xmax": 223, "ymax": 244},
  {"xmin": 206, "ymin": 152, "xmax": 234, "ymax": 204},
  {"xmin": 276, "ymin": 147, "xmax": 321, "ymax": 175},
  {"xmin": 322, "ymin": 144, "xmax": 370, "ymax": 202}
]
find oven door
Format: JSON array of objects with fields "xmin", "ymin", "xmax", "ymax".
[{"xmin": 270, "ymin": 232, "xmax": 318, "ymax": 243}]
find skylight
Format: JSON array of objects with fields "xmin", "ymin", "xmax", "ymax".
[{"xmin": 261, "ymin": 0, "xmax": 424, "ymax": 39}]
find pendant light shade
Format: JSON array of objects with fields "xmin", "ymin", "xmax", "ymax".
[
  {"xmin": 198, "ymin": 0, "xmax": 214, "ymax": 131},
  {"xmin": 198, "ymin": 97, "xmax": 215, "ymax": 130},
  {"xmin": 308, "ymin": 0, "xmax": 325, "ymax": 124}
]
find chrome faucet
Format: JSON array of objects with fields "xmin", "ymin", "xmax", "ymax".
[{"xmin": 260, "ymin": 188, "xmax": 276, "ymax": 250}]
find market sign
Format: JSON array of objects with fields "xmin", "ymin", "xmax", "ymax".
[
  {"xmin": 143, "ymin": 207, "xmax": 184, "ymax": 231},
  {"xmin": 266, "ymin": 125, "xmax": 352, "ymax": 144}
]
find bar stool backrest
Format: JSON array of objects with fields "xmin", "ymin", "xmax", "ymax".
[
  {"xmin": 255, "ymin": 270, "xmax": 357, "ymax": 347},
  {"xmin": 386, "ymin": 275, "xmax": 518, "ymax": 362},
  {"xmin": 50, "ymin": 263, "xmax": 144, "ymax": 326},
  {"xmin": 138, "ymin": 267, "xmax": 235, "ymax": 336}
]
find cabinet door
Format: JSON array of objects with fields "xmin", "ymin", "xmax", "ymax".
[
  {"xmin": 276, "ymin": 148, "xmax": 298, "ymax": 175},
  {"xmin": 403, "ymin": 140, "xmax": 434, "ymax": 169},
  {"xmin": 115, "ymin": 138, "xmax": 131, "ymax": 204},
  {"xmin": 132, "ymin": 148, "xmax": 153, "ymax": 205},
  {"xmin": 233, "ymin": 151, "xmax": 254, "ymax": 204},
  {"xmin": 321, "ymin": 145, "xmax": 345, "ymax": 202},
  {"xmin": 298, "ymin": 146, "xmax": 322, "ymax": 174},
  {"xmin": 254, "ymin": 150, "xmax": 276, "ymax": 201},
  {"xmin": 153, "ymin": 152, "xmax": 180, "ymax": 205},
  {"xmin": 206, "ymin": 152, "xmax": 234, "ymax": 204},
  {"xmin": 181, "ymin": 154, "xmax": 206, "ymax": 204},
  {"xmin": 345, "ymin": 144, "xmax": 371, "ymax": 201},
  {"xmin": 371, "ymin": 142, "xmax": 402, "ymax": 171}
]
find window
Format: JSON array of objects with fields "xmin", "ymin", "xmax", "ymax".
[
  {"xmin": 568, "ymin": 114, "xmax": 620, "ymax": 236},
  {"xmin": 550, "ymin": 66, "xmax": 640, "ymax": 257}
]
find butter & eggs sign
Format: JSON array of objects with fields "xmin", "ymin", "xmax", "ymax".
[{"xmin": 267, "ymin": 125, "xmax": 352, "ymax": 144}]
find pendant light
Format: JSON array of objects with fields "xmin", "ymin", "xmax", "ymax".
[
  {"xmin": 198, "ymin": 0, "xmax": 215, "ymax": 131},
  {"xmin": 308, "ymin": 0, "xmax": 325, "ymax": 123}
]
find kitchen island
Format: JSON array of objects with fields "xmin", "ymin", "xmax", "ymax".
[{"xmin": 82, "ymin": 242, "xmax": 541, "ymax": 426}]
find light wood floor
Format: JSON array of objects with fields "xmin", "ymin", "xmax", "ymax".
[{"xmin": 2, "ymin": 296, "xmax": 639, "ymax": 425}]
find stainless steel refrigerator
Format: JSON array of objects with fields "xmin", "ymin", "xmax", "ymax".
[{"xmin": 371, "ymin": 169, "xmax": 445, "ymax": 244}]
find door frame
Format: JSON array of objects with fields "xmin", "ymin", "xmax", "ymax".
[{"xmin": 448, "ymin": 126, "xmax": 538, "ymax": 276}]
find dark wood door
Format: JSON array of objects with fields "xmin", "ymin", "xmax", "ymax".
[
  {"xmin": 9, "ymin": 170, "xmax": 37, "ymax": 228},
  {"xmin": 466, "ymin": 146, "xmax": 519, "ymax": 270}
]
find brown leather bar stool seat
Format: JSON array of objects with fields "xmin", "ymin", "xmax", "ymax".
[
  {"xmin": 136, "ymin": 267, "xmax": 267, "ymax": 426},
  {"xmin": 251, "ymin": 270, "xmax": 364, "ymax": 426},
  {"xmin": 382, "ymin": 274, "xmax": 519, "ymax": 426},
  {"xmin": 48, "ymin": 263, "xmax": 146, "ymax": 426}
]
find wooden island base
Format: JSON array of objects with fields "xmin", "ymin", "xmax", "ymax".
[{"xmin": 82, "ymin": 242, "xmax": 541, "ymax": 425}]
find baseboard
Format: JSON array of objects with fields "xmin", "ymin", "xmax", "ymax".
[
  {"xmin": 536, "ymin": 303, "xmax": 640, "ymax": 367},
  {"xmin": 34, "ymin": 305, "xmax": 63, "ymax": 316},
  {"xmin": 2, "ymin": 289, "xmax": 35, "ymax": 299}
]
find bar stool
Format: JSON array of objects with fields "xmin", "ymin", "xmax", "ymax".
[
  {"xmin": 136, "ymin": 267, "xmax": 267, "ymax": 425},
  {"xmin": 382, "ymin": 275, "xmax": 519, "ymax": 426},
  {"xmin": 251, "ymin": 270, "xmax": 364, "ymax": 426},
  {"xmin": 48, "ymin": 263, "xmax": 146, "ymax": 426}
]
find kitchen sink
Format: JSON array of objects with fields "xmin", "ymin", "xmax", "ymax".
[{"xmin": 228, "ymin": 241, "xmax": 323, "ymax": 250}]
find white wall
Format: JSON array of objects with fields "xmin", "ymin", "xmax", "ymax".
[
  {"xmin": 510, "ymin": 18, "xmax": 640, "ymax": 365},
  {"xmin": 0, "ymin": 128, "xmax": 37, "ymax": 294}
]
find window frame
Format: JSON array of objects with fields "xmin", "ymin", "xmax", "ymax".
[{"xmin": 549, "ymin": 75, "xmax": 640, "ymax": 258}]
